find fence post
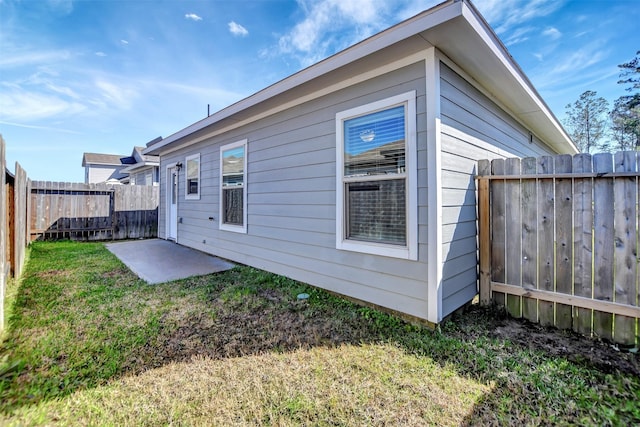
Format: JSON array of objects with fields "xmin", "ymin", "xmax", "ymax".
[
  {"xmin": 109, "ymin": 188, "xmax": 116, "ymax": 240},
  {"xmin": 478, "ymin": 177, "xmax": 491, "ymax": 305},
  {"xmin": 477, "ymin": 159, "xmax": 491, "ymax": 305}
]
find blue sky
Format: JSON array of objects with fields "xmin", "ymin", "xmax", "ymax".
[{"xmin": 1, "ymin": 0, "xmax": 638, "ymax": 181}]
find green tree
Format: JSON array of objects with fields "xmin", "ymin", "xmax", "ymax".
[
  {"xmin": 618, "ymin": 50, "xmax": 640, "ymax": 90},
  {"xmin": 611, "ymin": 51, "xmax": 640, "ymax": 150},
  {"xmin": 564, "ymin": 90, "xmax": 609, "ymax": 153},
  {"xmin": 610, "ymin": 95, "xmax": 639, "ymax": 151}
]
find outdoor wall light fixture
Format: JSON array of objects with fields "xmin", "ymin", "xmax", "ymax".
[{"xmin": 175, "ymin": 162, "xmax": 183, "ymax": 171}]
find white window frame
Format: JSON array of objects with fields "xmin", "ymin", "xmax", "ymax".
[
  {"xmin": 219, "ymin": 139, "xmax": 248, "ymax": 233},
  {"xmin": 185, "ymin": 153, "xmax": 201, "ymax": 200},
  {"xmin": 336, "ymin": 91, "xmax": 417, "ymax": 260}
]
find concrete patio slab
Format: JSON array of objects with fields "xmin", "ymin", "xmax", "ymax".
[{"xmin": 106, "ymin": 239, "xmax": 235, "ymax": 284}]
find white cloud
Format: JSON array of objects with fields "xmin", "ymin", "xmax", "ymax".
[
  {"xmin": 503, "ymin": 26, "xmax": 534, "ymax": 46},
  {"xmin": 185, "ymin": 13, "xmax": 202, "ymax": 21},
  {"xmin": 120, "ymin": 39, "xmax": 129, "ymax": 45},
  {"xmin": 276, "ymin": 0, "xmax": 390, "ymax": 66},
  {"xmin": 0, "ymin": 121, "xmax": 81, "ymax": 135},
  {"xmin": 0, "ymin": 50, "xmax": 71, "ymax": 69},
  {"xmin": 46, "ymin": 0, "xmax": 73, "ymax": 15},
  {"xmin": 542, "ymin": 27, "xmax": 562, "ymax": 40},
  {"xmin": 533, "ymin": 53, "xmax": 544, "ymax": 61},
  {"xmin": 474, "ymin": 0, "xmax": 565, "ymax": 34},
  {"xmin": 228, "ymin": 21, "xmax": 248, "ymax": 37},
  {"xmin": 0, "ymin": 87, "xmax": 86, "ymax": 122},
  {"xmin": 95, "ymin": 51, "xmax": 107, "ymax": 57},
  {"xmin": 94, "ymin": 80, "xmax": 138, "ymax": 109},
  {"xmin": 549, "ymin": 45, "xmax": 606, "ymax": 76}
]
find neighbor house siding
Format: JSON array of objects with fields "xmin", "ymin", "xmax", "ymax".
[
  {"xmin": 132, "ymin": 168, "xmax": 156, "ymax": 186},
  {"xmin": 439, "ymin": 62, "xmax": 557, "ymax": 317},
  {"xmin": 86, "ymin": 165, "xmax": 123, "ymax": 184},
  {"xmin": 160, "ymin": 61, "xmax": 431, "ymax": 319}
]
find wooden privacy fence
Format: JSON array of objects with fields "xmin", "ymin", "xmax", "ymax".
[
  {"xmin": 478, "ymin": 151, "xmax": 640, "ymax": 346},
  {"xmin": 30, "ymin": 182, "xmax": 159, "ymax": 241},
  {"xmin": 1, "ymin": 136, "xmax": 31, "ymax": 330}
]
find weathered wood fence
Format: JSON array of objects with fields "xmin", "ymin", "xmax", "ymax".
[
  {"xmin": 1, "ymin": 136, "xmax": 31, "ymax": 330},
  {"xmin": 30, "ymin": 182, "xmax": 159, "ymax": 241},
  {"xmin": 1, "ymin": 135, "xmax": 159, "ymax": 329},
  {"xmin": 478, "ymin": 151, "xmax": 640, "ymax": 346},
  {"xmin": 1, "ymin": 136, "xmax": 6, "ymax": 329}
]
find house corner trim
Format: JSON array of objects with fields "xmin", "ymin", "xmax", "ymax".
[{"xmin": 425, "ymin": 47, "xmax": 443, "ymax": 323}]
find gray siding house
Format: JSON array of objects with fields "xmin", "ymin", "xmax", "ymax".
[
  {"xmin": 82, "ymin": 152, "xmax": 128, "ymax": 184},
  {"xmin": 145, "ymin": 0, "xmax": 577, "ymax": 324},
  {"xmin": 120, "ymin": 143, "xmax": 160, "ymax": 186}
]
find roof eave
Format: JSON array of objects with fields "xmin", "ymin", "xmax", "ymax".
[{"xmin": 121, "ymin": 161, "xmax": 159, "ymax": 174}]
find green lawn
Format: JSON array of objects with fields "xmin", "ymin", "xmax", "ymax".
[{"xmin": 1, "ymin": 241, "xmax": 638, "ymax": 426}]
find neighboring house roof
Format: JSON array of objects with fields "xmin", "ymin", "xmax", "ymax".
[
  {"xmin": 82, "ymin": 152, "xmax": 125, "ymax": 167},
  {"xmin": 145, "ymin": 0, "xmax": 577, "ymax": 157},
  {"xmin": 120, "ymin": 142, "xmax": 160, "ymax": 174}
]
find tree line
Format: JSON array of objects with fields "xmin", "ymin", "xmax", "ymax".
[{"xmin": 564, "ymin": 51, "xmax": 639, "ymax": 153}]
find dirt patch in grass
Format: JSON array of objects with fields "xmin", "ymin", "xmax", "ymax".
[
  {"xmin": 33, "ymin": 270, "xmax": 69, "ymax": 279},
  {"xmin": 100, "ymin": 268, "xmax": 130, "ymax": 279},
  {"xmin": 491, "ymin": 317, "xmax": 639, "ymax": 376},
  {"xmin": 448, "ymin": 307, "xmax": 640, "ymax": 377},
  {"xmin": 128, "ymin": 286, "xmax": 376, "ymax": 371}
]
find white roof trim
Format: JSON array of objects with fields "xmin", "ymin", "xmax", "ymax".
[{"xmin": 121, "ymin": 161, "xmax": 159, "ymax": 174}]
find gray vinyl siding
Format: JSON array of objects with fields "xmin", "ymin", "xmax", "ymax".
[
  {"xmin": 160, "ymin": 61, "xmax": 431, "ymax": 319},
  {"xmin": 86, "ymin": 165, "xmax": 125, "ymax": 184},
  {"xmin": 131, "ymin": 168, "xmax": 158, "ymax": 186},
  {"xmin": 439, "ymin": 62, "xmax": 558, "ymax": 317}
]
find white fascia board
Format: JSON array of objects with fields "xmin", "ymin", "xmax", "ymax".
[
  {"xmin": 121, "ymin": 161, "xmax": 159, "ymax": 174},
  {"xmin": 144, "ymin": 0, "xmax": 461, "ymax": 156}
]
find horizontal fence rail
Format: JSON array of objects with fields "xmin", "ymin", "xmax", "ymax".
[
  {"xmin": 30, "ymin": 181, "xmax": 159, "ymax": 242},
  {"xmin": 478, "ymin": 151, "xmax": 640, "ymax": 346}
]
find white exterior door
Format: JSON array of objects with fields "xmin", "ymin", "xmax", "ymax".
[{"xmin": 166, "ymin": 166, "xmax": 178, "ymax": 241}]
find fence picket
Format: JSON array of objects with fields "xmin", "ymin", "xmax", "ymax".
[
  {"xmin": 505, "ymin": 158, "xmax": 522, "ymax": 318},
  {"xmin": 572, "ymin": 154, "xmax": 594, "ymax": 337},
  {"xmin": 555, "ymin": 155, "xmax": 573, "ymax": 330},
  {"xmin": 537, "ymin": 156, "xmax": 555, "ymax": 327},
  {"xmin": 613, "ymin": 151, "xmax": 637, "ymax": 345},
  {"xmin": 491, "ymin": 159, "xmax": 506, "ymax": 308},
  {"xmin": 593, "ymin": 153, "xmax": 615, "ymax": 341},
  {"xmin": 521, "ymin": 157, "xmax": 537, "ymax": 322}
]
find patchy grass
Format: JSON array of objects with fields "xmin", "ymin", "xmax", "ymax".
[{"xmin": 0, "ymin": 241, "xmax": 639, "ymax": 426}]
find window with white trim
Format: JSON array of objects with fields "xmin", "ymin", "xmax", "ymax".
[
  {"xmin": 336, "ymin": 91, "xmax": 417, "ymax": 260},
  {"xmin": 220, "ymin": 139, "xmax": 247, "ymax": 233},
  {"xmin": 185, "ymin": 153, "xmax": 200, "ymax": 200}
]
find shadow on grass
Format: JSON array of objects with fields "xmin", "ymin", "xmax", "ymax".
[{"xmin": 1, "ymin": 242, "xmax": 639, "ymax": 424}]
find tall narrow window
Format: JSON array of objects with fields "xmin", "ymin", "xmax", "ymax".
[
  {"xmin": 220, "ymin": 139, "xmax": 247, "ymax": 233},
  {"xmin": 336, "ymin": 91, "xmax": 417, "ymax": 260},
  {"xmin": 185, "ymin": 153, "xmax": 200, "ymax": 200}
]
